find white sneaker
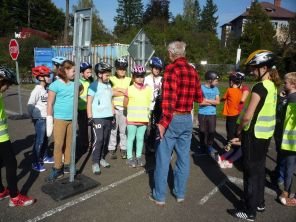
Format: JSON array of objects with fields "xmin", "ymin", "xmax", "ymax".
[
  {"xmin": 100, "ymin": 159, "xmax": 110, "ymax": 168},
  {"xmin": 215, "ymin": 154, "xmax": 222, "ymax": 165},
  {"xmin": 224, "ymin": 160, "xmax": 233, "ymax": 168}
]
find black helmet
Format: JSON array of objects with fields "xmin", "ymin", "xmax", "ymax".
[
  {"xmin": 245, "ymin": 50, "xmax": 275, "ymax": 68},
  {"xmin": 94, "ymin": 62, "xmax": 112, "ymax": 74},
  {"xmin": 229, "ymin": 72, "xmax": 245, "ymax": 84},
  {"xmin": 205, "ymin": 70, "xmax": 219, "ymax": 81},
  {"xmin": 0, "ymin": 66, "xmax": 18, "ymax": 85},
  {"xmin": 114, "ymin": 58, "xmax": 128, "ymax": 69}
]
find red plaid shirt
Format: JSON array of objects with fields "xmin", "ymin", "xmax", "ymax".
[{"xmin": 159, "ymin": 57, "xmax": 203, "ymax": 129}]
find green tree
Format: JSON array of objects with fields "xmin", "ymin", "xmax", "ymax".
[
  {"xmin": 183, "ymin": 0, "xmax": 201, "ymax": 31},
  {"xmin": 239, "ymin": 1, "xmax": 277, "ymax": 58},
  {"xmin": 0, "ymin": 0, "xmax": 65, "ymax": 41},
  {"xmin": 143, "ymin": 0, "xmax": 171, "ymax": 24},
  {"xmin": 199, "ymin": 0, "xmax": 218, "ymax": 34},
  {"xmin": 114, "ymin": 0, "xmax": 143, "ymax": 34}
]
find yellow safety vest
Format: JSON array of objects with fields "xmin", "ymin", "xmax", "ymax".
[
  {"xmin": 110, "ymin": 76, "xmax": 131, "ymax": 107},
  {"xmin": 244, "ymin": 80, "xmax": 277, "ymax": 139},
  {"xmin": 281, "ymin": 102, "xmax": 296, "ymax": 152},
  {"xmin": 127, "ymin": 85, "xmax": 152, "ymax": 123},
  {"xmin": 78, "ymin": 78, "xmax": 90, "ymax": 110},
  {"xmin": 0, "ymin": 94, "xmax": 10, "ymax": 142}
]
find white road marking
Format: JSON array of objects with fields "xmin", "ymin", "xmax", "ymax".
[
  {"xmin": 5, "ymin": 109, "xmax": 19, "ymax": 115},
  {"xmin": 199, "ymin": 176, "xmax": 277, "ymax": 205},
  {"xmin": 26, "ymin": 170, "xmax": 145, "ymax": 222}
]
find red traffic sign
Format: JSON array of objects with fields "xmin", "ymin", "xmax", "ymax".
[{"xmin": 9, "ymin": 39, "xmax": 19, "ymax": 61}]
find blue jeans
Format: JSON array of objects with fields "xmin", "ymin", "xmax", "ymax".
[
  {"xmin": 284, "ymin": 153, "xmax": 296, "ymax": 195},
  {"xmin": 153, "ymin": 114, "xmax": 192, "ymax": 202},
  {"xmin": 32, "ymin": 119, "xmax": 48, "ymax": 164}
]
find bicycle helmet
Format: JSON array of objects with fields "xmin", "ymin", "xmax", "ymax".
[
  {"xmin": 80, "ymin": 62, "xmax": 92, "ymax": 73},
  {"xmin": 52, "ymin": 56, "xmax": 67, "ymax": 66},
  {"xmin": 94, "ymin": 62, "xmax": 112, "ymax": 74},
  {"xmin": 114, "ymin": 58, "xmax": 128, "ymax": 69},
  {"xmin": 149, "ymin": 57, "xmax": 163, "ymax": 70},
  {"xmin": 132, "ymin": 65, "xmax": 146, "ymax": 77},
  {"xmin": 0, "ymin": 66, "xmax": 18, "ymax": 85},
  {"xmin": 205, "ymin": 70, "xmax": 219, "ymax": 81},
  {"xmin": 244, "ymin": 50, "xmax": 275, "ymax": 68},
  {"xmin": 229, "ymin": 72, "xmax": 245, "ymax": 84},
  {"xmin": 32, "ymin": 66, "xmax": 51, "ymax": 78}
]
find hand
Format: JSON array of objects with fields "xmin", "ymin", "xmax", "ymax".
[
  {"xmin": 46, "ymin": 116, "xmax": 53, "ymax": 137},
  {"xmin": 230, "ymin": 138, "xmax": 241, "ymax": 146},
  {"xmin": 157, "ymin": 124, "xmax": 166, "ymax": 139},
  {"xmin": 88, "ymin": 118, "xmax": 95, "ymax": 127}
]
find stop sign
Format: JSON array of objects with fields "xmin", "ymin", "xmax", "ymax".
[{"xmin": 9, "ymin": 39, "xmax": 19, "ymax": 61}]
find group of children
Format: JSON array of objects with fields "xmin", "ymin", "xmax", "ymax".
[
  {"xmin": 26, "ymin": 56, "xmax": 163, "ymax": 179},
  {"xmin": 0, "ymin": 50, "xmax": 295, "ymax": 211}
]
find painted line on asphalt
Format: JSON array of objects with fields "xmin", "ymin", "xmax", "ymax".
[
  {"xmin": 5, "ymin": 109, "xmax": 19, "ymax": 115},
  {"xmin": 26, "ymin": 169, "xmax": 146, "ymax": 222},
  {"xmin": 199, "ymin": 176, "xmax": 277, "ymax": 205}
]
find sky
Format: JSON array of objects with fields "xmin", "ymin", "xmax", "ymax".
[{"xmin": 52, "ymin": 0, "xmax": 296, "ymax": 38}]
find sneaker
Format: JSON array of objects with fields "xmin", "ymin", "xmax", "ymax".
[
  {"xmin": 285, "ymin": 198, "xmax": 296, "ymax": 206},
  {"xmin": 109, "ymin": 150, "xmax": 117, "ymax": 160},
  {"xmin": 215, "ymin": 154, "xmax": 222, "ymax": 165},
  {"xmin": 63, "ymin": 164, "xmax": 70, "ymax": 174},
  {"xmin": 149, "ymin": 195, "xmax": 165, "ymax": 207},
  {"xmin": 32, "ymin": 163, "xmax": 46, "ymax": 172},
  {"xmin": 121, "ymin": 150, "xmax": 127, "ymax": 159},
  {"xmin": 92, "ymin": 163, "xmax": 101, "ymax": 175},
  {"xmin": 9, "ymin": 194, "xmax": 35, "ymax": 207},
  {"xmin": 257, "ymin": 205, "xmax": 265, "ymax": 212},
  {"xmin": 100, "ymin": 159, "xmax": 110, "ymax": 168},
  {"xmin": 126, "ymin": 158, "xmax": 136, "ymax": 168},
  {"xmin": 0, "ymin": 188, "xmax": 9, "ymax": 200},
  {"xmin": 224, "ymin": 160, "xmax": 233, "ymax": 168},
  {"xmin": 176, "ymin": 198, "xmax": 185, "ymax": 203},
  {"xmin": 136, "ymin": 157, "xmax": 145, "ymax": 167},
  {"xmin": 279, "ymin": 191, "xmax": 289, "ymax": 205},
  {"xmin": 43, "ymin": 156, "xmax": 54, "ymax": 164},
  {"xmin": 228, "ymin": 209, "xmax": 255, "ymax": 221},
  {"xmin": 45, "ymin": 167, "xmax": 64, "ymax": 183}
]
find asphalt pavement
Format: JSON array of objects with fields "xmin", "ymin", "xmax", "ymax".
[{"xmin": 0, "ymin": 86, "xmax": 295, "ymax": 222}]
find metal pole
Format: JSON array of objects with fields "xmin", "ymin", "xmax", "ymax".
[
  {"xmin": 141, "ymin": 33, "xmax": 145, "ymax": 66},
  {"xmin": 15, "ymin": 60, "xmax": 23, "ymax": 115},
  {"xmin": 69, "ymin": 15, "xmax": 83, "ymax": 182},
  {"xmin": 236, "ymin": 45, "xmax": 241, "ymax": 71}
]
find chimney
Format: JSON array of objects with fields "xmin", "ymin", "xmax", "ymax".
[{"xmin": 274, "ymin": 0, "xmax": 281, "ymax": 7}]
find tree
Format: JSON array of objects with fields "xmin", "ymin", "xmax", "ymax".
[
  {"xmin": 239, "ymin": 1, "xmax": 277, "ymax": 58},
  {"xmin": 0, "ymin": 0, "xmax": 65, "ymax": 41},
  {"xmin": 199, "ymin": 0, "xmax": 218, "ymax": 34},
  {"xmin": 183, "ymin": 0, "xmax": 201, "ymax": 31},
  {"xmin": 114, "ymin": 0, "xmax": 143, "ymax": 34},
  {"xmin": 143, "ymin": 0, "xmax": 171, "ymax": 24}
]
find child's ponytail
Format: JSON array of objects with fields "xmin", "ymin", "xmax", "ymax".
[{"xmin": 269, "ymin": 66, "xmax": 281, "ymax": 88}]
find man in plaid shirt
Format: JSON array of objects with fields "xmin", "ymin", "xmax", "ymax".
[{"xmin": 150, "ymin": 40, "xmax": 203, "ymax": 206}]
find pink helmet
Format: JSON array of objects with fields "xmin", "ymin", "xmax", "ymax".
[{"xmin": 132, "ymin": 65, "xmax": 146, "ymax": 76}]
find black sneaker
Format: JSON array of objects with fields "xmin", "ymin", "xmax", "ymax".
[
  {"xmin": 228, "ymin": 209, "xmax": 255, "ymax": 222},
  {"xmin": 110, "ymin": 150, "xmax": 117, "ymax": 159},
  {"xmin": 64, "ymin": 164, "xmax": 70, "ymax": 174}
]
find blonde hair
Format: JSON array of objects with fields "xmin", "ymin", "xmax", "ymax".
[
  {"xmin": 269, "ymin": 68, "xmax": 281, "ymax": 87},
  {"xmin": 58, "ymin": 60, "xmax": 75, "ymax": 81},
  {"xmin": 284, "ymin": 72, "xmax": 296, "ymax": 86}
]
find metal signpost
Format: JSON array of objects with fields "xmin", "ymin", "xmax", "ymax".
[
  {"xmin": 70, "ymin": 8, "xmax": 93, "ymax": 182},
  {"xmin": 42, "ymin": 8, "xmax": 99, "ymax": 201},
  {"xmin": 128, "ymin": 29, "xmax": 155, "ymax": 66},
  {"xmin": 9, "ymin": 39, "xmax": 23, "ymax": 115}
]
